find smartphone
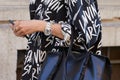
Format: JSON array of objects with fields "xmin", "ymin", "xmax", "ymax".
[
  {"xmin": 9, "ymin": 20, "xmax": 29, "ymax": 39},
  {"xmin": 9, "ymin": 20, "xmax": 14, "ymax": 25}
]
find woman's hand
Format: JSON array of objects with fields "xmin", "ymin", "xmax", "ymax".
[
  {"xmin": 10, "ymin": 20, "xmax": 64, "ymax": 39},
  {"xmin": 10, "ymin": 20, "xmax": 45, "ymax": 37}
]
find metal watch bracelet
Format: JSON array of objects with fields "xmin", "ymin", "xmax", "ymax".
[{"xmin": 44, "ymin": 22, "xmax": 52, "ymax": 36}]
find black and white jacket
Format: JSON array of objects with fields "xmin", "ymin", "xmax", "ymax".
[{"xmin": 21, "ymin": 0, "xmax": 102, "ymax": 80}]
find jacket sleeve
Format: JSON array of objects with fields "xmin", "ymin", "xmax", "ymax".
[
  {"xmin": 29, "ymin": 0, "xmax": 37, "ymax": 19},
  {"xmin": 61, "ymin": 0, "xmax": 102, "ymax": 54}
]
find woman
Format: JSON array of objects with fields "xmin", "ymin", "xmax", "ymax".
[{"xmin": 11, "ymin": 0, "xmax": 102, "ymax": 80}]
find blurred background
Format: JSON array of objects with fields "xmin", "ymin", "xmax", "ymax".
[{"xmin": 0, "ymin": 0, "xmax": 120, "ymax": 80}]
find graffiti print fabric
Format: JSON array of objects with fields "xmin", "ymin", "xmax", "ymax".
[{"xmin": 21, "ymin": 0, "xmax": 102, "ymax": 80}]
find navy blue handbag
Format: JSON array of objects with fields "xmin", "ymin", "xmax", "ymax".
[
  {"xmin": 38, "ymin": 48, "xmax": 111, "ymax": 80},
  {"xmin": 38, "ymin": 31, "xmax": 111, "ymax": 80}
]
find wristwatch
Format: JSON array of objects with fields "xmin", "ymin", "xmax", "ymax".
[{"xmin": 44, "ymin": 22, "xmax": 52, "ymax": 36}]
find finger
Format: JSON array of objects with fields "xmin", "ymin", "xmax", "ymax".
[
  {"xmin": 10, "ymin": 21, "xmax": 19, "ymax": 31},
  {"xmin": 14, "ymin": 26, "xmax": 22, "ymax": 33},
  {"xmin": 14, "ymin": 20, "xmax": 21, "ymax": 27},
  {"xmin": 15, "ymin": 30, "xmax": 25, "ymax": 37}
]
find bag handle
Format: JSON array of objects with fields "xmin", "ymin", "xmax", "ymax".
[
  {"xmin": 66, "ymin": 27, "xmax": 90, "ymax": 80},
  {"xmin": 67, "ymin": 26, "xmax": 89, "ymax": 61}
]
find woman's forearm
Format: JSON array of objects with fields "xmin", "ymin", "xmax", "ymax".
[
  {"xmin": 35, "ymin": 20, "xmax": 64, "ymax": 39},
  {"xmin": 10, "ymin": 20, "xmax": 64, "ymax": 39}
]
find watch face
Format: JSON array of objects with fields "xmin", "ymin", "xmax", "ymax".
[
  {"xmin": 45, "ymin": 28, "xmax": 51, "ymax": 36},
  {"xmin": 46, "ymin": 29, "xmax": 51, "ymax": 35},
  {"xmin": 44, "ymin": 22, "xmax": 52, "ymax": 36}
]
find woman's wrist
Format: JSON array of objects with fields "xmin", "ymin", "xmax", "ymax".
[
  {"xmin": 33, "ymin": 20, "xmax": 64, "ymax": 39},
  {"xmin": 34, "ymin": 20, "xmax": 46, "ymax": 32}
]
